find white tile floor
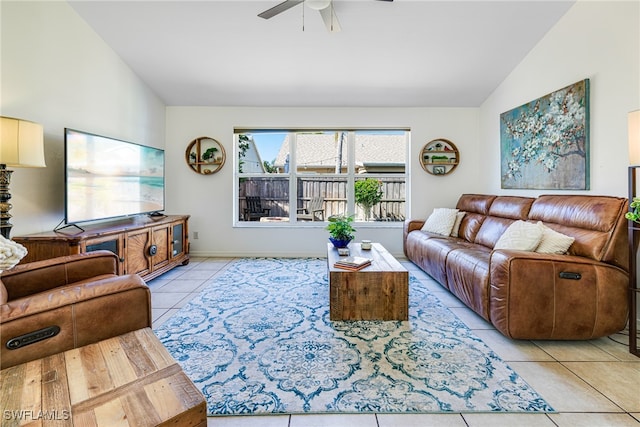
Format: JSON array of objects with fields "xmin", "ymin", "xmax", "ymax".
[{"xmin": 149, "ymin": 257, "xmax": 640, "ymax": 427}]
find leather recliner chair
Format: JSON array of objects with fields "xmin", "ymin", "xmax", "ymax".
[{"xmin": 0, "ymin": 250, "xmax": 151, "ymax": 369}]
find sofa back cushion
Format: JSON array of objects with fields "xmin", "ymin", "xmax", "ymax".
[
  {"xmin": 474, "ymin": 196, "xmax": 535, "ymax": 248},
  {"xmin": 487, "ymin": 196, "xmax": 535, "ymax": 219},
  {"xmin": 1, "ymin": 251, "xmax": 118, "ymax": 300},
  {"xmin": 452, "ymin": 194, "xmax": 628, "ymax": 270},
  {"xmin": 455, "ymin": 194, "xmax": 496, "ymax": 242},
  {"xmin": 456, "ymin": 194, "xmax": 496, "ymax": 215},
  {"xmin": 529, "ymin": 195, "xmax": 628, "ymax": 269}
]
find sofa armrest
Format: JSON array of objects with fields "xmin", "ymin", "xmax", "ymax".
[
  {"xmin": 1, "ymin": 251, "xmax": 119, "ymax": 300},
  {"xmin": 1, "ymin": 274, "xmax": 151, "ymax": 369},
  {"xmin": 489, "ymin": 250, "xmax": 628, "ymax": 340},
  {"xmin": 403, "ymin": 219, "xmax": 425, "ymax": 256},
  {"xmin": 404, "ymin": 219, "xmax": 425, "ymax": 233}
]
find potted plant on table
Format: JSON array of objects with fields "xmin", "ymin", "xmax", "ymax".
[{"xmin": 326, "ymin": 215, "xmax": 356, "ymax": 248}]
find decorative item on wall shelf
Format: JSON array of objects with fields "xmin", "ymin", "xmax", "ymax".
[
  {"xmin": 185, "ymin": 136, "xmax": 226, "ymax": 175},
  {"xmin": 500, "ymin": 79, "xmax": 590, "ymax": 190},
  {"xmin": 420, "ymin": 138, "xmax": 459, "ymax": 176}
]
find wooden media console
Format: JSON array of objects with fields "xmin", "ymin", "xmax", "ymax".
[{"xmin": 14, "ymin": 215, "xmax": 189, "ymax": 281}]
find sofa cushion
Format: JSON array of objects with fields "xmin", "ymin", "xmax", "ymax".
[
  {"xmin": 494, "ymin": 220, "xmax": 544, "ymax": 251},
  {"xmin": 406, "ymin": 235, "xmax": 458, "ymax": 290},
  {"xmin": 535, "ymin": 223, "xmax": 575, "ymax": 254},
  {"xmin": 457, "ymin": 212, "xmax": 486, "ymax": 243},
  {"xmin": 488, "ymin": 196, "xmax": 535, "ymax": 220},
  {"xmin": 450, "ymin": 212, "xmax": 466, "ymax": 237},
  {"xmin": 2, "ymin": 251, "xmax": 119, "ymax": 300},
  {"xmin": 530, "ymin": 195, "xmax": 621, "ymax": 231},
  {"xmin": 455, "ymin": 194, "xmax": 498, "ymax": 243},
  {"xmin": 421, "ymin": 208, "xmax": 459, "ymax": 236},
  {"xmin": 474, "ymin": 216, "xmax": 514, "ymax": 248},
  {"xmin": 445, "ymin": 245, "xmax": 493, "ymax": 320},
  {"xmin": 529, "ymin": 195, "xmax": 627, "ymax": 265},
  {"xmin": 471, "ymin": 195, "xmax": 533, "ymax": 249},
  {"xmin": 455, "ymin": 194, "xmax": 496, "ymax": 215}
]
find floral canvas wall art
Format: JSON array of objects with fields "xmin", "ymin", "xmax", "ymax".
[{"xmin": 500, "ymin": 79, "xmax": 590, "ymax": 189}]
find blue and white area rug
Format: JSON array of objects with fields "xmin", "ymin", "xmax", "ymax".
[{"xmin": 154, "ymin": 258, "xmax": 553, "ymax": 415}]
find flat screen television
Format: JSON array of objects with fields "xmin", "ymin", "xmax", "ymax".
[{"xmin": 64, "ymin": 128, "xmax": 165, "ymax": 225}]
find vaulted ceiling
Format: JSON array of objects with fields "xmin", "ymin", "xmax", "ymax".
[{"xmin": 69, "ymin": 0, "xmax": 575, "ymax": 107}]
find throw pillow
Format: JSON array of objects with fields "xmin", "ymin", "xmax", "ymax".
[
  {"xmin": 494, "ymin": 220, "xmax": 544, "ymax": 251},
  {"xmin": 450, "ymin": 211, "xmax": 466, "ymax": 237},
  {"xmin": 421, "ymin": 208, "xmax": 459, "ymax": 236},
  {"xmin": 535, "ymin": 222, "xmax": 575, "ymax": 254}
]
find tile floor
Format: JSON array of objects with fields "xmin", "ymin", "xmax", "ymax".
[{"xmin": 149, "ymin": 257, "xmax": 640, "ymax": 427}]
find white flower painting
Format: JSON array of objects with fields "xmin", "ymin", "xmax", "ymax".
[{"xmin": 500, "ymin": 79, "xmax": 589, "ymax": 189}]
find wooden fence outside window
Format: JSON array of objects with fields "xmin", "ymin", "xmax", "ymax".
[{"xmin": 238, "ymin": 176, "xmax": 405, "ymax": 221}]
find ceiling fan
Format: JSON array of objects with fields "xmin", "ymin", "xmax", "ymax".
[{"xmin": 258, "ymin": 0, "xmax": 393, "ymax": 33}]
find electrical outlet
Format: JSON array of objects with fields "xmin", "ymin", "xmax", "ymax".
[{"xmin": 193, "ymin": 231, "xmax": 199, "ymax": 239}]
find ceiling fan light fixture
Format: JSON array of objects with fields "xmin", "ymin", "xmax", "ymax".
[{"xmin": 306, "ymin": 0, "xmax": 331, "ymax": 11}]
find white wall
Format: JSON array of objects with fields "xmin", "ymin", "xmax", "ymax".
[
  {"xmin": 166, "ymin": 107, "xmax": 480, "ymax": 257},
  {"xmin": 5, "ymin": 1, "xmax": 637, "ymax": 259},
  {"xmin": 479, "ymin": 0, "xmax": 640, "ymax": 197},
  {"xmin": 0, "ymin": 1, "xmax": 165, "ymax": 236}
]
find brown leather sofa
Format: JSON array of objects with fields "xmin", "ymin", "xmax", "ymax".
[
  {"xmin": 404, "ymin": 194, "xmax": 629, "ymax": 340},
  {"xmin": 0, "ymin": 250, "xmax": 151, "ymax": 369}
]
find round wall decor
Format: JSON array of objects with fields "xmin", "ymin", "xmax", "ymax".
[
  {"xmin": 185, "ymin": 137, "xmax": 226, "ymax": 175},
  {"xmin": 420, "ymin": 138, "xmax": 459, "ymax": 176}
]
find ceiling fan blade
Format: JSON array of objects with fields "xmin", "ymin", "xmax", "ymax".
[
  {"xmin": 319, "ymin": 5, "xmax": 341, "ymax": 32},
  {"xmin": 258, "ymin": 0, "xmax": 303, "ymax": 19}
]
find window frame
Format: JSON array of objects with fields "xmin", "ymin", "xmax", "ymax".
[{"xmin": 234, "ymin": 128, "xmax": 409, "ymax": 227}]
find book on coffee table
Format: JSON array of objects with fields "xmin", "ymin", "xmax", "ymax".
[
  {"xmin": 334, "ymin": 256, "xmax": 372, "ymax": 271},
  {"xmin": 334, "ymin": 263, "xmax": 371, "ymax": 271}
]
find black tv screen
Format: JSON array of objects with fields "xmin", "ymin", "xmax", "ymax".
[{"xmin": 64, "ymin": 128, "xmax": 165, "ymax": 224}]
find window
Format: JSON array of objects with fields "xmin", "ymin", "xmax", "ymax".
[{"xmin": 235, "ymin": 129, "xmax": 407, "ymax": 224}]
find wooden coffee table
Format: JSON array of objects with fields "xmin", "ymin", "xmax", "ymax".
[
  {"xmin": 327, "ymin": 242, "xmax": 408, "ymax": 321},
  {"xmin": 0, "ymin": 328, "xmax": 206, "ymax": 427}
]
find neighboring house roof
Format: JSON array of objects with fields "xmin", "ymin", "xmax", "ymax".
[{"xmin": 274, "ymin": 133, "xmax": 405, "ymax": 172}]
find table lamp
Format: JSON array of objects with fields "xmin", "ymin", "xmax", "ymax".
[{"xmin": 0, "ymin": 116, "xmax": 46, "ymax": 239}]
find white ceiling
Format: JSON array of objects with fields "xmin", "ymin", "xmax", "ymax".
[{"xmin": 68, "ymin": 0, "xmax": 574, "ymax": 107}]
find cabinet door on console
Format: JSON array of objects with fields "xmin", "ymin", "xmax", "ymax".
[
  {"xmin": 171, "ymin": 222, "xmax": 185, "ymax": 258},
  {"xmin": 126, "ymin": 229, "xmax": 151, "ymax": 276},
  {"xmin": 151, "ymin": 226, "xmax": 170, "ymax": 271},
  {"xmin": 85, "ymin": 235, "xmax": 125, "ymax": 275}
]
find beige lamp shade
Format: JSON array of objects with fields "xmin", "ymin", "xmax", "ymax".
[
  {"xmin": 0, "ymin": 116, "xmax": 46, "ymax": 167},
  {"xmin": 629, "ymin": 110, "xmax": 640, "ymax": 165}
]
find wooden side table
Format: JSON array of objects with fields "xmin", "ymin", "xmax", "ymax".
[
  {"xmin": 328, "ymin": 242, "xmax": 409, "ymax": 321},
  {"xmin": 0, "ymin": 328, "xmax": 206, "ymax": 426}
]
